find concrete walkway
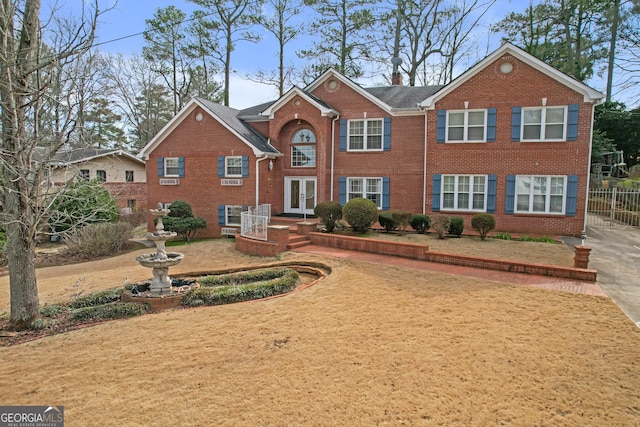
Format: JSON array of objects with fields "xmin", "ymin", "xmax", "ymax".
[{"xmin": 292, "ymin": 244, "xmax": 607, "ymax": 297}]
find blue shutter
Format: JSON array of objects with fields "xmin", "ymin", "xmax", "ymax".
[
  {"xmin": 487, "ymin": 108, "xmax": 497, "ymax": 142},
  {"xmin": 242, "ymin": 155, "xmax": 249, "ymax": 177},
  {"xmin": 487, "ymin": 174, "xmax": 497, "ymax": 213},
  {"xmin": 178, "ymin": 157, "xmax": 185, "ymax": 177},
  {"xmin": 432, "ymin": 174, "xmax": 441, "ymax": 212},
  {"xmin": 505, "ymin": 175, "xmax": 516, "ymax": 214},
  {"xmin": 382, "ymin": 177, "xmax": 390, "ymax": 210},
  {"xmin": 383, "ymin": 117, "xmax": 391, "ymax": 151},
  {"xmin": 157, "ymin": 157, "xmax": 164, "ymax": 177},
  {"xmin": 339, "ymin": 119, "xmax": 347, "ymax": 151},
  {"xmin": 339, "ymin": 177, "xmax": 347, "ymax": 205},
  {"xmin": 218, "ymin": 205, "xmax": 226, "ymax": 225},
  {"xmin": 511, "ymin": 107, "xmax": 521, "ymax": 142},
  {"xmin": 217, "ymin": 156, "xmax": 224, "ymax": 177},
  {"xmin": 567, "ymin": 104, "xmax": 579, "ymax": 140},
  {"xmin": 566, "ymin": 175, "xmax": 578, "ymax": 216},
  {"xmin": 436, "ymin": 110, "xmax": 446, "ymax": 143}
]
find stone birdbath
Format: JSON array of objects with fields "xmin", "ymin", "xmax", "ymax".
[{"xmin": 135, "ymin": 204, "xmax": 185, "ymax": 294}]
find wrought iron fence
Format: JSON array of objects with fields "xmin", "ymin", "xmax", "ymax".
[
  {"xmin": 587, "ymin": 188, "xmax": 640, "ymax": 228},
  {"xmin": 241, "ymin": 211, "xmax": 269, "ymax": 241}
]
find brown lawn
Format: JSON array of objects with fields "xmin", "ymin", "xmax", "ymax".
[{"xmin": 0, "ymin": 239, "xmax": 639, "ymax": 425}]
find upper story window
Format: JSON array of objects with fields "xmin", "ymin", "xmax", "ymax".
[
  {"xmin": 164, "ymin": 157, "xmax": 180, "ymax": 177},
  {"xmin": 447, "ymin": 110, "xmax": 486, "ymax": 142},
  {"xmin": 515, "ymin": 175, "xmax": 566, "ymax": 214},
  {"xmin": 292, "ymin": 129, "xmax": 316, "ymax": 167},
  {"xmin": 225, "ymin": 156, "xmax": 243, "ymax": 177},
  {"xmin": 522, "ymin": 106, "xmax": 566, "ymax": 141},
  {"xmin": 126, "ymin": 170, "xmax": 134, "ymax": 182},
  {"xmin": 442, "ymin": 175, "xmax": 487, "ymax": 211},
  {"xmin": 348, "ymin": 119, "xmax": 383, "ymax": 151},
  {"xmin": 96, "ymin": 170, "xmax": 106, "ymax": 182}
]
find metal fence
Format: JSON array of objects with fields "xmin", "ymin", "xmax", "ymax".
[
  {"xmin": 587, "ymin": 187, "xmax": 640, "ymax": 228},
  {"xmin": 240, "ymin": 206, "xmax": 270, "ymax": 241}
]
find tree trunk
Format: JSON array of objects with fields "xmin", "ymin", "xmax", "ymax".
[
  {"xmin": 6, "ymin": 222, "xmax": 40, "ymax": 330},
  {"xmin": 606, "ymin": 0, "xmax": 620, "ymax": 102}
]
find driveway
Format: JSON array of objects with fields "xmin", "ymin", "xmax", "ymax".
[{"xmin": 564, "ymin": 223, "xmax": 640, "ymax": 328}]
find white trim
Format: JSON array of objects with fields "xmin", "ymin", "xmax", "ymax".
[
  {"xmin": 347, "ymin": 118, "xmax": 384, "ymax": 151},
  {"xmin": 163, "ymin": 157, "xmax": 180, "ymax": 178},
  {"xmin": 284, "ymin": 177, "xmax": 317, "ymax": 215},
  {"xmin": 225, "ymin": 205, "xmax": 243, "ymax": 226},
  {"xmin": 346, "ymin": 177, "xmax": 383, "ymax": 209},
  {"xmin": 260, "ymin": 86, "xmax": 339, "ymax": 119},
  {"xmin": 514, "ymin": 175, "xmax": 567, "ymax": 215},
  {"xmin": 521, "ymin": 106, "xmax": 567, "ymax": 142},
  {"xmin": 419, "ymin": 43, "xmax": 603, "ymax": 109},
  {"xmin": 445, "ymin": 109, "xmax": 487, "ymax": 143},
  {"xmin": 225, "ymin": 156, "xmax": 243, "ymax": 177}
]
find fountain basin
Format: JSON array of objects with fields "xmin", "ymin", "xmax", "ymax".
[
  {"xmin": 136, "ymin": 252, "xmax": 184, "ymax": 268},
  {"xmin": 145, "ymin": 231, "xmax": 177, "ymax": 241}
]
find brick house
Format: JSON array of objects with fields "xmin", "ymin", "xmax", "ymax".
[
  {"xmin": 139, "ymin": 43, "xmax": 602, "ymax": 237},
  {"xmin": 49, "ymin": 148, "xmax": 147, "ymax": 211}
]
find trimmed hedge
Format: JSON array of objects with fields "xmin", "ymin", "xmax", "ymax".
[
  {"xmin": 449, "ymin": 216, "xmax": 464, "ymax": 237},
  {"xmin": 69, "ymin": 288, "xmax": 122, "ymax": 309},
  {"xmin": 471, "ymin": 213, "xmax": 496, "ymax": 240},
  {"xmin": 343, "ymin": 198, "xmax": 379, "ymax": 233},
  {"xmin": 70, "ymin": 302, "xmax": 149, "ymax": 321},
  {"xmin": 410, "ymin": 214, "xmax": 430, "ymax": 234},
  {"xmin": 183, "ymin": 268, "xmax": 300, "ymax": 307},
  {"xmin": 314, "ymin": 201, "xmax": 343, "ymax": 232},
  {"xmin": 378, "ymin": 212, "xmax": 398, "ymax": 232},
  {"xmin": 198, "ymin": 268, "xmax": 294, "ymax": 287}
]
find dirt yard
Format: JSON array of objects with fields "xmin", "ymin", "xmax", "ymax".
[{"xmin": 1, "ymin": 239, "xmax": 639, "ymax": 425}]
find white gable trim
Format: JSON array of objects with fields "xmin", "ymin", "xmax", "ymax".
[
  {"xmin": 260, "ymin": 86, "xmax": 339, "ymax": 119},
  {"xmin": 305, "ymin": 68, "xmax": 394, "ymax": 114},
  {"xmin": 138, "ymin": 98, "xmax": 272, "ymax": 160},
  {"xmin": 419, "ymin": 43, "xmax": 603, "ymax": 109},
  {"xmin": 52, "ymin": 150, "xmax": 145, "ymax": 167}
]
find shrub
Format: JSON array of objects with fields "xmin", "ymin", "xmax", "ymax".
[
  {"xmin": 198, "ymin": 268, "xmax": 295, "ymax": 287},
  {"xmin": 391, "ymin": 210, "xmax": 412, "ymax": 231},
  {"xmin": 343, "ymin": 198, "xmax": 379, "ymax": 233},
  {"xmin": 314, "ymin": 201, "xmax": 343, "ymax": 232},
  {"xmin": 63, "ymin": 222, "xmax": 133, "ymax": 259},
  {"xmin": 519, "ymin": 235, "xmax": 557, "ymax": 243},
  {"xmin": 493, "ymin": 232, "xmax": 512, "ymax": 240},
  {"xmin": 163, "ymin": 200, "xmax": 207, "ymax": 242},
  {"xmin": 40, "ymin": 305, "xmax": 67, "ymax": 317},
  {"xmin": 70, "ymin": 302, "xmax": 148, "ymax": 321},
  {"xmin": 69, "ymin": 288, "xmax": 122, "ymax": 309},
  {"xmin": 410, "ymin": 214, "xmax": 430, "ymax": 234},
  {"xmin": 378, "ymin": 212, "xmax": 399, "ymax": 232},
  {"xmin": 471, "ymin": 213, "xmax": 496, "ymax": 240},
  {"xmin": 431, "ymin": 214, "xmax": 450, "ymax": 239},
  {"xmin": 183, "ymin": 269, "xmax": 300, "ymax": 307},
  {"xmin": 449, "ymin": 216, "xmax": 464, "ymax": 237},
  {"xmin": 119, "ymin": 210, "xmax": 146, "ymax": 227}
]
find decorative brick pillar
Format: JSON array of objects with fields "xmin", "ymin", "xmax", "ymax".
[
  {"xmin": 268, "ymin": 225, "xmax": 290, "ymax": 254},
  {"xmin": 574, "ymin": 245, "xmax": 592, "ymax": 269},
  {"xmin": 296, "ymin": 222, "xmax": 318, "ymax": 236}
]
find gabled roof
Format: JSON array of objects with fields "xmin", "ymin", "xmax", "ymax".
[
  {"xmin": 259, "ymin": 86, "xmax": 339, "ymax": 119},
  {"xmin": 48, "ymin": 148, "xmax": 144, "ymax": 166},
  {"xmin": 419, "ymin": 42, "xmax": 603, "ymax": 109},
  {"xmin": 138, "ymin": 98, "xmax": 280, "ymax": 160}
]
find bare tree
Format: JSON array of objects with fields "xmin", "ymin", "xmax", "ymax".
[{"xmin": 0, "ymin": 0, "xmax": 107, "ymax": 330}]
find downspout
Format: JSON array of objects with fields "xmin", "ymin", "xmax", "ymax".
[
  {"xmin": 256, "ymin": 148, "xmax": 271, "ymax": 207},
  {"xmin": 583, "ymin": 102, "xmax": 597, "ymax": 241},
  {"xmin": 331, "ymin": 115, "xmax": 340, "ymax": 201},
  {"xmin": 422, "ymin": 107, "xmax": 428, "ymax": 215}
]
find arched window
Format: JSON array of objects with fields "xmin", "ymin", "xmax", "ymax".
[{"xmin": 291, "ymin": 129, "xmax": 316, "ymax": 167}]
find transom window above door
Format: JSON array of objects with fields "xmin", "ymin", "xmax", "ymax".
[{"xmin": 291, "ymin": 129, "xmax": 316, "ymax": 167}]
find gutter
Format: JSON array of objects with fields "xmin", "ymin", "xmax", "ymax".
[
  {"xmin": 331, "ymin": 115, "xmax": 340, "ymax": 201},
  {"xmin": 423, "ymin": 108, "xmax": 428, "ymax": 214},
  {"xmin": 583, "ymin": 103, "xmax": 598, "ymax": 241}
]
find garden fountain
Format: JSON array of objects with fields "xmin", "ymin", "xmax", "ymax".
[{"xmin": 135, "ymin": 203, "xmax": 185, "ymax": 294}]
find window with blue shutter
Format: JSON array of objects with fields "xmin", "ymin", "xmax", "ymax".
[
  {"xmin": 565, "ymin": 175, "xmax": 578, "ymax": 216},
  {"xmin": 178, "ymin": 157, "xmax": 185, "ymax": 177},
  {"xmin": 487, "ymin": 108, "xmax": 497, "ymax": 142},
  {"xmin": 436, "ymin": 111, "xmax": 446, "ymax": 143},
  {"xmin": 382, "ymin": 177, "xmax": 390, "ymax": 210},
  {"xmin": 157, "ymin": 157, "xmax": 164, "ymax": 177},
  {"xmin": 487, "ymin": 174, "xmax": 497, "ymax": 212},
  {"xmin": 383, "ymin": 117, "xmax": 391, "ymax": 151},
  {"xmin": 505, "ymin": 175, "xmax": 516, "ymax": 214},
  {"xmin": 339, "ymin": 177, "xmax": 346, "ymax": 206},
  {"xmin": 217, "ymin": 156, "xmax": 224, "ymax": 177},
  {"xmin": 567, "ymin": 104, "xmax": 579, "ymax": 140},
  {"xmin": 511, "ymin": 107, "xmax": 521, "ymax": 142},
  {"xmin": 432, "ymin": 174, "xmax": 441, "ymax": 212},
  {"xmin": 339, "ymin": 119, "xmax": 347, "ymax": 151},
  {"xmin": 242, "ymin": 155, "xmax": 249, "ymax": 177},
  {"xmin": 218, "ymin": 205, "xmax": 225, "ymax": 225}
]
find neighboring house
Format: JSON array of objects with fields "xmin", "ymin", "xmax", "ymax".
[
  {"xmin": 139, "ymin": 43, "xmax": 603, "ymax": 237},
  {"xmin": 49, "ymin": 148, "xmax": 147, "ymax": 211}
]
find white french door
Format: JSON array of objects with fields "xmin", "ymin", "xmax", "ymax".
[{"xmin": 285, "ymin": 177, "xmax": 316, "ymax": 215}]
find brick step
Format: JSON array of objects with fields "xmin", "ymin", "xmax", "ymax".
[
  {"xmin": 287, "ymin": 240, "xmax": 312, "ymax": 250},
  {"xmin": 287, "ymin": 233, "xmax": 312, "ymax": 250}
]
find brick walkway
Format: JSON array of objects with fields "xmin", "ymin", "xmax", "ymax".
[{"xmin": 292, "ymin": 244, "xmax": 608, "ymax": 297}]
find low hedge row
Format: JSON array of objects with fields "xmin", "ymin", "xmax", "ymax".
[
  {"xmin": 198, "ymin": 267, "xmax": 294, "ymax": 287},
  {"xmin": 182, "ymin": 268, "xmax": 300, "ymax": 307},
  {"xmin": 70, "ymin": 302, "xmax": 149, "ymax": 321},
  {"xmin": 69, "ymin": 288, "xmax": 122, "ymax": 309}
]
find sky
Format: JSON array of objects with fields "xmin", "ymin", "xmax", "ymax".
[{"xmin": 46, "ymin": 0, "xmax": 608, "ymax": 110}]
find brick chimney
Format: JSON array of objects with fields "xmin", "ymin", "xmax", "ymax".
[{"xmin": 392, "ymin": 71, "xmax": 402, "ymax": 86}]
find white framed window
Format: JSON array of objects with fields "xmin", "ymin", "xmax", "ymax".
[
  {"xmin": 522, "ymin": 106, "xmax": 566, "ymax": 141},
  {"xmin": 515, "ymin": 175, "xmax": 566, "ymax": 214},
  {"xmin": 348, "ymin": 119, "xmax": 383, "ymax": 151},
  {"xmin": 291, "ymin": 146, "xmax": 316, "ymax": 167},
  {"xmin": 226, "ymin": 205, "xmax": 242, "ymax": 226},
  {"xmin": 164, "ymin": 157, "xmax": 180, "ymax": 177},
  {"xmin": 347, "ymin": 177, "xmax": 382, "ymax": 208},
  {"xmin": 225, "ymin": 156, "xmax": 242, "ymax": 177},
  {"xmin": 442, "ymin": 175, "xmax": 487, "ymax": 211},
  {"xmin": 447, "ymin": 110, "xmax": 486, "ymax": 142}
]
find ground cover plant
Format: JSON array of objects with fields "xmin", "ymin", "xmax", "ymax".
[{"xmin": 0, "ymin": 239, "xmax": 638, "ymax": 425}]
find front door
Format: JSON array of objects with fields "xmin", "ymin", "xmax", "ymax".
[{"xmin": 285, "ymin": 177, "xmax": 316, "ymax": 215}]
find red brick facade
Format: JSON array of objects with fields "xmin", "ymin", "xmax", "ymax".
[{"xmin": 140, "ymin": 44, "xmax": 602, "ymax": 238}]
